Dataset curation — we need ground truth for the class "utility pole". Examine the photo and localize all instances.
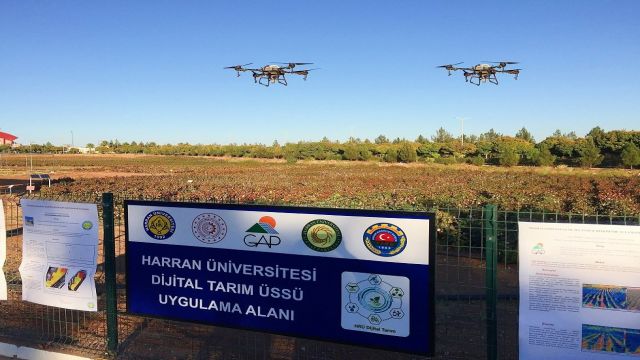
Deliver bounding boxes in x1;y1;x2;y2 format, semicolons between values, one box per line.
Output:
71;131;74;148
461;117;464;146
457;117;470;147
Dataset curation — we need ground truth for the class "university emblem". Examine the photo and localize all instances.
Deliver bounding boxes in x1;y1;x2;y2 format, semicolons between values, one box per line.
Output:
302;219;342;252
144;210;176;240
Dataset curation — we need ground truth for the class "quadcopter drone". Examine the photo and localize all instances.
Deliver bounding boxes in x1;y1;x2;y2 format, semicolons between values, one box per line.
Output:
437;61;521;86
224;62;317;87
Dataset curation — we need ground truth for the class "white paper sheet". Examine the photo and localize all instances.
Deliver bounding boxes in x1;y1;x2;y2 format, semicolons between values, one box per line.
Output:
519;222;640;359
18;199;99;311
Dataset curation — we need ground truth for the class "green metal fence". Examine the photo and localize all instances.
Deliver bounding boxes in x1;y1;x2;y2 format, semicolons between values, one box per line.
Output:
1;193;639;359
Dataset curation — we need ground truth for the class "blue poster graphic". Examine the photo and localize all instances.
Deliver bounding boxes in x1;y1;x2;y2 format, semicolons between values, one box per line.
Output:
125;201;435;355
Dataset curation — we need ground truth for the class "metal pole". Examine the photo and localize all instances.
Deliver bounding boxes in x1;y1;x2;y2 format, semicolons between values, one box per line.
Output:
102;193;118;355
461;117;464;147
484;204;498;360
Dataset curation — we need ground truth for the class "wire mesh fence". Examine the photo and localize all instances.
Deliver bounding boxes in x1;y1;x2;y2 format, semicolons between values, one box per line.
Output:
1;193;639;359
0;194;107;358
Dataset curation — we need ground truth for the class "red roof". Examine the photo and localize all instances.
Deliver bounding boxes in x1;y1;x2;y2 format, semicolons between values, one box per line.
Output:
0;132;17;141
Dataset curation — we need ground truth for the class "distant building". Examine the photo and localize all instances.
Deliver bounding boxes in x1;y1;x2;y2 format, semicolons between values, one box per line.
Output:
68;147;92;154
0;131;17;146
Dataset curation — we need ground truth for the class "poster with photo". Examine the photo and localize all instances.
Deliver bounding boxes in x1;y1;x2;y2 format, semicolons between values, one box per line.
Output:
18;199;99;311
519;222;640;359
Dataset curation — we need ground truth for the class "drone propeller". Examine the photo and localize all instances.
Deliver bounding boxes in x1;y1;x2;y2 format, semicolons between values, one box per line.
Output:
272;62;314;69
290;68;319;80
224;63;254;77
224;63;253;69
272;62;314;65
482;61;519;69
437;62;463;76
436;62;463;68
292;68;320;72
502;68;522;79
482;61;519;64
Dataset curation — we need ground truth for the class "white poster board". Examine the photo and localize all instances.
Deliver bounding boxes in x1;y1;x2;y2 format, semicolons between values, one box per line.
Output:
18;199;99;311
0;199;6;300
519;222;640;359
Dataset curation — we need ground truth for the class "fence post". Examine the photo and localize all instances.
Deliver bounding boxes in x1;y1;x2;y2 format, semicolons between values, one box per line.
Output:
102;193;118;356
484;204;498;360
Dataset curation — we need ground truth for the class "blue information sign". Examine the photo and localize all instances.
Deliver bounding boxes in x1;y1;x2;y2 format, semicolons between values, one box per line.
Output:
125;200;435;355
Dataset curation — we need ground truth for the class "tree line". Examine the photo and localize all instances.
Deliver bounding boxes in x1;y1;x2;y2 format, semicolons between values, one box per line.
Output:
3;127;640;169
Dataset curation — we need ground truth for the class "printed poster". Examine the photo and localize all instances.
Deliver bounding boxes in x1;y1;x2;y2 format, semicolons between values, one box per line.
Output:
519;222;640;359
19;199;99;311
0;199;6;300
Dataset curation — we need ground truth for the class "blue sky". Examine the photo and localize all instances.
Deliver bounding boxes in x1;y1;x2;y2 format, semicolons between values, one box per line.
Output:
1;1;639;146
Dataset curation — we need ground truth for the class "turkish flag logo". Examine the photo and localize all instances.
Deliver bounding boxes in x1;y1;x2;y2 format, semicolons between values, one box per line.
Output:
374;230;396;243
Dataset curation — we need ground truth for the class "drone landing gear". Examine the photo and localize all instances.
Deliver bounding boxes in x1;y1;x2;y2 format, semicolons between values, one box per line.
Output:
467;75;481;86
277;75;288;86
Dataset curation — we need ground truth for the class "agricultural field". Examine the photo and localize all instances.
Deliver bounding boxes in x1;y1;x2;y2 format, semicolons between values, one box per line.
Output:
1;153;639;215
582;285;627;310
582;324;640;355
582;324;626;354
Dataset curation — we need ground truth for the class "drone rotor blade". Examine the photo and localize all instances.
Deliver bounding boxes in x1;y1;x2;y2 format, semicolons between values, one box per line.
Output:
436;62;463;68
272;62;314;65
482;61;519;64
223;63;253;69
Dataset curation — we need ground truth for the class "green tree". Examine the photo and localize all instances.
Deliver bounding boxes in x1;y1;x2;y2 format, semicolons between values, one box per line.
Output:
620;143;640;169
431;127;454;143
374;135;389;144
515;127;535;143
479;128;502;142
342;145;359;161
397;142;417;163
535;146;556;166
498;147;519;167
467;156;485;166
416;142;439;159
384;148;398;163
587;126;606;144
357;144;372;161
575;140;604;168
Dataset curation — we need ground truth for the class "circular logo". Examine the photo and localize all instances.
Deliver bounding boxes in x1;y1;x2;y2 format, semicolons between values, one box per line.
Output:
82;221;93;230
363;223;407;257
192;213;227;244
144;211;176;240
302;219;342;252
358;287;393;313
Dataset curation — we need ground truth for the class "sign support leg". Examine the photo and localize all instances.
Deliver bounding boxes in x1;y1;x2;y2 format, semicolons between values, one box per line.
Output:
102;193;118;356
484;204;498;360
